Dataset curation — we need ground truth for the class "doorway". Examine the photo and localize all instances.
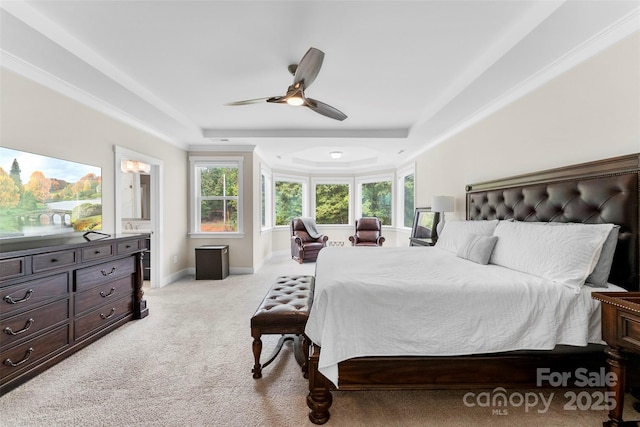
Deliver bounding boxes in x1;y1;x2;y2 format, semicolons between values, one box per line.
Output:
114;146;163;289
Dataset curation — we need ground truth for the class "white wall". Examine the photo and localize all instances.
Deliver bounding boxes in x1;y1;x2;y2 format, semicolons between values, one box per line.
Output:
0;68;189;285
413;32;640;220
253;152;273;270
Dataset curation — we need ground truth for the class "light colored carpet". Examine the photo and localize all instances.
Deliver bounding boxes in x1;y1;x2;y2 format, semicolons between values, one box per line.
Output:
1;253;638;426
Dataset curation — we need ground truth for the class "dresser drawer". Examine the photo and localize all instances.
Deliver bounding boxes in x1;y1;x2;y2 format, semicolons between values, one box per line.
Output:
1;299;69;349
1;274;69;317
32;250;76;273
81;244;113;262
74;296;133;340
1;324;70;381
117;238;145;255
620;313;640;350
0;257;26;280
74;276;134;315
75;257;135;292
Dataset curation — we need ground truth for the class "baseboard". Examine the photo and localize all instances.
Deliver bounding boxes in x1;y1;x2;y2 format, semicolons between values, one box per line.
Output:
185;266;256;276
161;268;191;287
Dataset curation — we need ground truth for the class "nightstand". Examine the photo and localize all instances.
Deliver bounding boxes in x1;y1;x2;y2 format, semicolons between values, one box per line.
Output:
592;292;640;427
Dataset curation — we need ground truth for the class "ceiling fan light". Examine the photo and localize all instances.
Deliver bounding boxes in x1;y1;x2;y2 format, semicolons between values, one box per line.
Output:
286;96;304;106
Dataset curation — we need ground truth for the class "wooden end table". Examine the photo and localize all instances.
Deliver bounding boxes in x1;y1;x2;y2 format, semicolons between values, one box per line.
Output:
592;292;640;427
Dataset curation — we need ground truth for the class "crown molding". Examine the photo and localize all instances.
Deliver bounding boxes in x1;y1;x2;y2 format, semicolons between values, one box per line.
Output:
414;9;640;158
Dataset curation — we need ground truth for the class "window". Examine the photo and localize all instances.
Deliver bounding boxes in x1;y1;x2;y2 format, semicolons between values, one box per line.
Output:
313;179;351;224
189;157;243;235
356;175;393;225
260;166;272;230
398;167;415;228
274;175;307;226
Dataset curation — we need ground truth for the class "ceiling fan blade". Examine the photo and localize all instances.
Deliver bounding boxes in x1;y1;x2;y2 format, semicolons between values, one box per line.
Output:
266;95;287;104
293;48;324;88
306;98;347;121
225;97;272;106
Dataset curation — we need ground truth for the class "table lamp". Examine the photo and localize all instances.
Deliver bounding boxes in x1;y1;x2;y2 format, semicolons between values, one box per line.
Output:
431;196;455;236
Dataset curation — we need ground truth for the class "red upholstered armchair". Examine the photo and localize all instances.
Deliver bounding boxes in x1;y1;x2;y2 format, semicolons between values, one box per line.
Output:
349;217;385;246
290;218;328;263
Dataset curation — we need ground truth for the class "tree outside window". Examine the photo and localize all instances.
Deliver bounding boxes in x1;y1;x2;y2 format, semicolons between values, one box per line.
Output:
275;180;303;226
315;183;349;224
261;173;266;228
190;157;242;234
403;173;415;227
260;167;272;229
198;166;238;232
361;179;392;224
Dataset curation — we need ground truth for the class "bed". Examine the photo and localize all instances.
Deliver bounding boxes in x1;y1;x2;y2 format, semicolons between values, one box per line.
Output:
305;153;640;424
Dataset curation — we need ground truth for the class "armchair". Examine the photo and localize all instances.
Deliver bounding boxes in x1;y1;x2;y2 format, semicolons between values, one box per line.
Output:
349;217;385;246
290;218;328;263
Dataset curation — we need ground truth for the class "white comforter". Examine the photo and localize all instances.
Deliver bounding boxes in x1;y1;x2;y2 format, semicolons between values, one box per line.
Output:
304;246;624;388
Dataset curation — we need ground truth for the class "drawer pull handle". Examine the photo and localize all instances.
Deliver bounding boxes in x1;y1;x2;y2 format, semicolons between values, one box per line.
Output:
4;289;33;304
50;258;58;263
100;267;117;276
100;308;116;319
4;318;34;336
125;245;132;249
100;287;116;298
94;250;102;255
3;347;34;367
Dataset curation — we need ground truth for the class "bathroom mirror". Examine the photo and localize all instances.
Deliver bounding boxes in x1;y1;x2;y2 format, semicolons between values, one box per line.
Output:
121;160;151;220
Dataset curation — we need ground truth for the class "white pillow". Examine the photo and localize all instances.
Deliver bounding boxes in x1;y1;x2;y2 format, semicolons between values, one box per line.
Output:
435;220;499;254
490;221;614;291
456;234;498;265
517;222;620;287
585;225;619;287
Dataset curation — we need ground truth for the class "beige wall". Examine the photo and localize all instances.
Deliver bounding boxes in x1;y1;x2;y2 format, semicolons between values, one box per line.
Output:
413;32;640;220
186;150;256;272
0;69;189;284
253;153;273;269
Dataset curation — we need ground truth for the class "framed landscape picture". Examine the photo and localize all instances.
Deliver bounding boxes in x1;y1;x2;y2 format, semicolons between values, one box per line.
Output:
411;207;439;239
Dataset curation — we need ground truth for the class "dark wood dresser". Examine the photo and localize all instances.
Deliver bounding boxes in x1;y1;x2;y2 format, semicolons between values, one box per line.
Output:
592;292;640;427
0;233;149;394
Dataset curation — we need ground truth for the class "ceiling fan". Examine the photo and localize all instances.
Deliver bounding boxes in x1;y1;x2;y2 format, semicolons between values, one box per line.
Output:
226;47;347;121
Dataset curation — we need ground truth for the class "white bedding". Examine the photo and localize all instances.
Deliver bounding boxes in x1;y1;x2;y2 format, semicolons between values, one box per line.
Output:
304;246;626;388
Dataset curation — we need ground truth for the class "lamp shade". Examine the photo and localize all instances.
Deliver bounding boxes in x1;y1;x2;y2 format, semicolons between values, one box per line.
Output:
431;196;454;213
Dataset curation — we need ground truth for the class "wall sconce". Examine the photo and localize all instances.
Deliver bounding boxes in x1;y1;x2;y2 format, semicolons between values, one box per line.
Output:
121;160;151;174
431;195;455;236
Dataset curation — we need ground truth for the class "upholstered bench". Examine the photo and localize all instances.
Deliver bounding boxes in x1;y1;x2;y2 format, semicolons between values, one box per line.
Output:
251;275;314;379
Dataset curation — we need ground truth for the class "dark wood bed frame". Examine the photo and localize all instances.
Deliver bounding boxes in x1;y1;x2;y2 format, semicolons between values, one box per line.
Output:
307;153;640;424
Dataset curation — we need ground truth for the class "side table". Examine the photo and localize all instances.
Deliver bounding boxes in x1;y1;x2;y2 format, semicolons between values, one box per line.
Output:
592;292;640;427
195;245;229;280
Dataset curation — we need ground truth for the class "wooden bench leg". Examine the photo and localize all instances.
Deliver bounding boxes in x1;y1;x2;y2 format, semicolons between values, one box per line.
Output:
262;335;295;370
251;328;262;379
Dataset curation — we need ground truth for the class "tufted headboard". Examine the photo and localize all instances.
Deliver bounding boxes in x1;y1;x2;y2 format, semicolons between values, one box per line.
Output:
466;154;639;291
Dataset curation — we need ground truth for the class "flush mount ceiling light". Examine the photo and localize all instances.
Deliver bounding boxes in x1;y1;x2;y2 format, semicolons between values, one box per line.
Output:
285;91;305;106
330;151;343;159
